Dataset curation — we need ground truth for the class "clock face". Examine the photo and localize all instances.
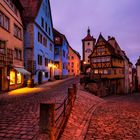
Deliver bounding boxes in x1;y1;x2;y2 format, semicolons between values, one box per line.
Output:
85;48;92;53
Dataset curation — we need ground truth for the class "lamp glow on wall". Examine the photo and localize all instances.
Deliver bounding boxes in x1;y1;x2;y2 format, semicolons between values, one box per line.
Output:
83;61;86;64
53;65;57;68
48;63;57;69
48;63;53;68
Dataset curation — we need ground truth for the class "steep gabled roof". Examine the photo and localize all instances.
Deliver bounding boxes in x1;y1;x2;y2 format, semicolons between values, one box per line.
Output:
73;50;81;59
53;28;63;40
82;34;95;41
89;34;123;59
121;51;130;62
69;46;81;59
108;36;132;64
96;33;106;45
20;0;54;29
20;0;42;22
53;28;69;46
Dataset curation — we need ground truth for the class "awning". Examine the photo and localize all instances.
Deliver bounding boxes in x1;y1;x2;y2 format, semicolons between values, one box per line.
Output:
14;67;31;75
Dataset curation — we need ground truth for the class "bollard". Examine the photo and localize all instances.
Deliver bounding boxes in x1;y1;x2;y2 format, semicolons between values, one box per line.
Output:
68;87;74;107
73;84;77;100
39;103;55;140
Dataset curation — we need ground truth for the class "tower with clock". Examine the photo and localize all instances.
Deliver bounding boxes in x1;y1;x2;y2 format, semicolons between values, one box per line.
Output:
82;28;96;65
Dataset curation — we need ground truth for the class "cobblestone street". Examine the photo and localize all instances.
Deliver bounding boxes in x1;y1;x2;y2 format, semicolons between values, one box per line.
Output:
0;78;76;140
0;79;140;140
85;93;140;140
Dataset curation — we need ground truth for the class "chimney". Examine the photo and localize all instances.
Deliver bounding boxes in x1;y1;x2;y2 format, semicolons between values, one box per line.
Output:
108;36;111;40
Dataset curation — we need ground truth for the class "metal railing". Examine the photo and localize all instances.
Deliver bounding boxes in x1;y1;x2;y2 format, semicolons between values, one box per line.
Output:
38;84;77;140
55;95;72;139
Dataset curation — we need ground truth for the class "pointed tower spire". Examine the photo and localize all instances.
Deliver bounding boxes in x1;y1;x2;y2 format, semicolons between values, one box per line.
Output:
87;27;90;35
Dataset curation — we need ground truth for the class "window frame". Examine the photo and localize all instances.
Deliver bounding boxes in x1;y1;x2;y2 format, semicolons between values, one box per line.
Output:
0;11;10;31
14;24;22;40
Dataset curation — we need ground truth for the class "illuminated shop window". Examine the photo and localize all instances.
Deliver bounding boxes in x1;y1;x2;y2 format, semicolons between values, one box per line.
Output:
99;70;103;74
17;72;22;84
94;70;98;74
10;70;15;85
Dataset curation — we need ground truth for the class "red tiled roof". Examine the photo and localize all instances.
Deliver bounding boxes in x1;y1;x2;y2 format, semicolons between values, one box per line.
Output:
53;28;63;40
69;46;81;59
108;36;132;62
19;0;42;21
82;34;95;41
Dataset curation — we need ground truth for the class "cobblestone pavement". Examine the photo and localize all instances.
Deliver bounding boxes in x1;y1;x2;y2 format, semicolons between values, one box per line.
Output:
85;93;140;140
0;78;76;140
60;87;105;140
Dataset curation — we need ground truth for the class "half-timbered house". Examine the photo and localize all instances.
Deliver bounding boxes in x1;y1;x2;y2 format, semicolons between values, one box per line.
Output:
89;34;125;94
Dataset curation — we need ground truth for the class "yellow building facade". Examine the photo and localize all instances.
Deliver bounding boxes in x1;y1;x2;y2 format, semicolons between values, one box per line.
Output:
68;46;81;76
0;0;28;92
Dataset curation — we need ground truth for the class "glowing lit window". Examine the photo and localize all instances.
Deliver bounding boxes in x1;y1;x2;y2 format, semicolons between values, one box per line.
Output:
10;70;15;85
99;70;103;74
17;72;22;84
94;70;98;74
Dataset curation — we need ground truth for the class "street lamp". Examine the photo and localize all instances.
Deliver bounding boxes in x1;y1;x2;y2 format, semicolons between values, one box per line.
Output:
83;61;87;74
83;61;86;64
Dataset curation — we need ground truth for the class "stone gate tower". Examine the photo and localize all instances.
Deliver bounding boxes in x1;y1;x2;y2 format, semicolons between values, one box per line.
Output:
82;28;96;72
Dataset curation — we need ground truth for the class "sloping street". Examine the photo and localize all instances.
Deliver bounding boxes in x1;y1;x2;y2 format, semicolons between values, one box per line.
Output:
0;78;76;140
0;78;140;140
